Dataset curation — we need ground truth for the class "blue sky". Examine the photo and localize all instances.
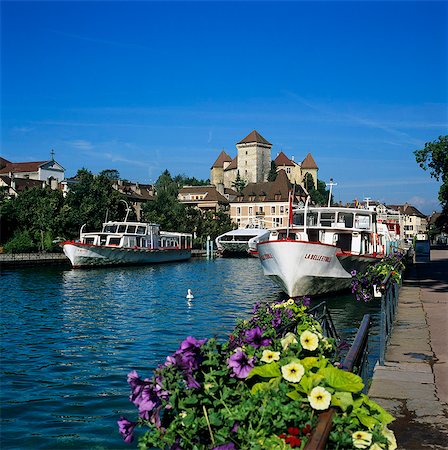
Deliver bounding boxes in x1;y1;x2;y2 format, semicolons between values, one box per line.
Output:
1;1;447;214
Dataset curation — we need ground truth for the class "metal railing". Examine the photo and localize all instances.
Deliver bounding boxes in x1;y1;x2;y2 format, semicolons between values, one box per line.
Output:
378;269;402;365
304;313;371;450
308;301;340;341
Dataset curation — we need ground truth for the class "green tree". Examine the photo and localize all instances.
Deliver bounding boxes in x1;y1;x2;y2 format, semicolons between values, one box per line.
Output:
307;179;332;206
231;171;247;193
414;135;448;224
267;162;278;182
63;168;125;236
173;174;210;187
303;172;315;192
100;169;120;180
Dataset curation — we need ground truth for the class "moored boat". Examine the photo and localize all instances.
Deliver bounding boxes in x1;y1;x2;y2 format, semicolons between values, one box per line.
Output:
62;221;192;268
215;223;270;257
257;203;396;296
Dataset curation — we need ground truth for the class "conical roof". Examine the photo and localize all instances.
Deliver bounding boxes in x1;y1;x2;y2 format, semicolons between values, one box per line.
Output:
274;151;295;166
211;150;232;169
237;130;271;146
301;153;318;169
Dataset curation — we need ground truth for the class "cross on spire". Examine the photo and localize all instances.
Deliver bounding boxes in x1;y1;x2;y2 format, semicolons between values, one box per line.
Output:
50;149;55;160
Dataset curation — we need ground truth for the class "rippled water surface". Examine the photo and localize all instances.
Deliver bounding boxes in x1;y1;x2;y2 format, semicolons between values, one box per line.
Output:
0;258;381;449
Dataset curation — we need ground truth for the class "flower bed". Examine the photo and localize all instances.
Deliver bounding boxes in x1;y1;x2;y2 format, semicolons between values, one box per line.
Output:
118;298;396;449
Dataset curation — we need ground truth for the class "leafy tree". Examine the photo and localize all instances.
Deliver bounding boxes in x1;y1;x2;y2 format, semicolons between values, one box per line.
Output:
100;169;120;180
414;135;448;227
173;174;210;187
307;179;332;206
3;229;36;253
63;168;125;236
267;161;278;182
303;172;315;192
231;171;247;193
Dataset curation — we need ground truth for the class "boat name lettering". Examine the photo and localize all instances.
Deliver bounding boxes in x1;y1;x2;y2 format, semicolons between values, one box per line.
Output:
260;253;273;260
304;253;331;263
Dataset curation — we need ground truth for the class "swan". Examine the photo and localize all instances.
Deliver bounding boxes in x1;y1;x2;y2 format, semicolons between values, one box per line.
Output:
186;289;194;299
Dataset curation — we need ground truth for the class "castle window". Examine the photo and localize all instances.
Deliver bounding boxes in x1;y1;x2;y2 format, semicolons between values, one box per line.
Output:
249;207;253;215
271;206;275;214
237;207;241;215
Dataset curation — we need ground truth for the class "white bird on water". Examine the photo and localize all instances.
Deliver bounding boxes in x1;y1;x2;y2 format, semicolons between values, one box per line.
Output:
186;289;194;300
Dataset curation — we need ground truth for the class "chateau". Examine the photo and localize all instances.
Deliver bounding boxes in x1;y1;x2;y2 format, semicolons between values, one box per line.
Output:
210;130;319;193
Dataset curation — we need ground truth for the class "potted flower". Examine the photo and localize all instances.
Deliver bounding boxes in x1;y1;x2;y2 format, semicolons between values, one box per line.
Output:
118;298;396;449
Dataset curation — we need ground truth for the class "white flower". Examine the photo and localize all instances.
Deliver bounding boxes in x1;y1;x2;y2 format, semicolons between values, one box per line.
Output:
260;349;281;363
382;427;397;450
351;430;372;449
308;386;331;410
281;361;305;383
300;330;319;351
281;332;298;350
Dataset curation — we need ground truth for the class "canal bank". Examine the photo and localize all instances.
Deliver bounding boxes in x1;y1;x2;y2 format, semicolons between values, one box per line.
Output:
368;248;448;449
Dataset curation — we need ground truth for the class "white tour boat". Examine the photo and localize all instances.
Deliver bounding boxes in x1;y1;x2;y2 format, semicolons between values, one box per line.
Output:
215;222;270;256
256;201;393;296
62;219;192;268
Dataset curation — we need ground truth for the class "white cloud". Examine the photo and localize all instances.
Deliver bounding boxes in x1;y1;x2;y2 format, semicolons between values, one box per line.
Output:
70;140;94;151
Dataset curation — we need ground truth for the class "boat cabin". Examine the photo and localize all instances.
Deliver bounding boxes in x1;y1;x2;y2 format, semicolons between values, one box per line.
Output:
80;221;192;250
283;207;381;255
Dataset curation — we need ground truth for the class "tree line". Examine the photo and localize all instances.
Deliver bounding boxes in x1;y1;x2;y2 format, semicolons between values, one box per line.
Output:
0;168;233;253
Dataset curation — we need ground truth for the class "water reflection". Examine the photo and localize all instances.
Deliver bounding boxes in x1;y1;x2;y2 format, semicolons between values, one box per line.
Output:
1;259;380;449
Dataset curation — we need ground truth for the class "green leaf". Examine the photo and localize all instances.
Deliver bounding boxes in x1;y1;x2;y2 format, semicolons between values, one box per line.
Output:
361;394;395;425
250;381;271;395
286;389;304;401
331;391;353;412
246;362;281;380
320;365;364;392
355;410;378;429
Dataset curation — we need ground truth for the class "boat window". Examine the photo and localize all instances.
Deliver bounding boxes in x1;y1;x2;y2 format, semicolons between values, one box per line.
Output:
118;225;126;233
84;237;95;245
137;226;146;235
127;225;136;233
293;213;304;226
104;224;117;233
338;212;354;228
108;237;121;246
355;214;371;229
320;213;335;227
306;212;318;226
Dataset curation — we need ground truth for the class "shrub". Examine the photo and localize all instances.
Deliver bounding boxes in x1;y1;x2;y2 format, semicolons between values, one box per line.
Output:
4;229;37;253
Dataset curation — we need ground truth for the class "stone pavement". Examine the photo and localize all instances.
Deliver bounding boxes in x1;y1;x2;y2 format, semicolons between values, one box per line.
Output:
368;248;448;449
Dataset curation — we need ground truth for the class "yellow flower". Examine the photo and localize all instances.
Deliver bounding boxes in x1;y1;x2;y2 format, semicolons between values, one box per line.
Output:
308;386;331;410
281;332;298;350
351;430;372;449
300;330;319;351
286;298;295;306
281;361;305;383
369;444;383;450
382;427;397;450
260;349;281;363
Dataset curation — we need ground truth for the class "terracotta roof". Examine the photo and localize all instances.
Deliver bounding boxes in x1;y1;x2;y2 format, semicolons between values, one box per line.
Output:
224;156;238;171
0;160;49;174
179;186;229;203
301;153;318;169
0;175;45;192
211;150;232;169
0;157;12;169
237;130;271;146
237;170;305;203
387;204;427;218
274;151;295;166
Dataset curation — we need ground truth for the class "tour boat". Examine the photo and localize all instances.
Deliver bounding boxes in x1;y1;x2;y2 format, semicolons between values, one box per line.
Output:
215;223;270;257
256;202;392;296
62;221;192;268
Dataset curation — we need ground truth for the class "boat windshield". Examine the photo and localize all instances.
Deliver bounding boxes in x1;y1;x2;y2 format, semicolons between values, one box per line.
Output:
103;224;118;233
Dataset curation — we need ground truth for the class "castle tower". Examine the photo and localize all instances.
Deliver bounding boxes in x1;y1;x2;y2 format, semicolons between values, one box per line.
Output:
210;150;232;191
235;130;272;184
301;153;319;190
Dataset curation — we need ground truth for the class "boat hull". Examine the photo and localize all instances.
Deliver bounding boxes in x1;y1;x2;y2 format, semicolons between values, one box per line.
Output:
62;243;191;268
257;240;353;296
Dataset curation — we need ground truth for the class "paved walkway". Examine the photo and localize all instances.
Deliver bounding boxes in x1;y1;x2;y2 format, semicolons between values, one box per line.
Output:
368;248;448;449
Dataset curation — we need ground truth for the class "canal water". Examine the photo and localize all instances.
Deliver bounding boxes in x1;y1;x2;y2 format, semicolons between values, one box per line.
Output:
0;258;380;449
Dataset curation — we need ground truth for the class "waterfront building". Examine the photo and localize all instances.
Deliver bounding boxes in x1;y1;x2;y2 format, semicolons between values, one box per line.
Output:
0;154;65;196
229;169;307;228
388;204;428;241
178;185;237;212
112;180;155;220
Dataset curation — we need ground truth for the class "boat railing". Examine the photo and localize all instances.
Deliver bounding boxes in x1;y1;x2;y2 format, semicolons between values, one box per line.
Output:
304;313;371;450
307;301;340;341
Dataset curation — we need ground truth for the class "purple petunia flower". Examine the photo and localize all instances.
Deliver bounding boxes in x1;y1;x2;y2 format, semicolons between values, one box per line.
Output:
212;443;236;450
351;270;357;276
252;301;261;314
185;373;201;389
228;349;255;378
179;336;207;352
244;326;271;349
302;296;311;307
117;416;137;444
231;421;239;433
